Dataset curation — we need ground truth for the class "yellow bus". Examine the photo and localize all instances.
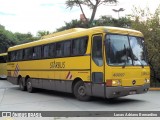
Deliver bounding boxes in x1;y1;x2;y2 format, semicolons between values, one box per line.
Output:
0;53;7;79
7;26;150;101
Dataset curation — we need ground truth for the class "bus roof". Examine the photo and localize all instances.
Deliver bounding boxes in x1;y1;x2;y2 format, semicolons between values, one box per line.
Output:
0;53;7;56
41;28;86;39
8;26;143;52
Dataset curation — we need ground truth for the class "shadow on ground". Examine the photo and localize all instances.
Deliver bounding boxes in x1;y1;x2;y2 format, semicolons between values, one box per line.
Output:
10;86;146;106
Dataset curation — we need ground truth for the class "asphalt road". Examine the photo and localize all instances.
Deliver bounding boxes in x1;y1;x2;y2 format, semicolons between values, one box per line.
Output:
0;79;160;111
0;79;160;120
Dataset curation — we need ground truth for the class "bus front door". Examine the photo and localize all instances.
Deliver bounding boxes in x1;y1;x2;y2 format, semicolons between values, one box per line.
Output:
91;34;105;97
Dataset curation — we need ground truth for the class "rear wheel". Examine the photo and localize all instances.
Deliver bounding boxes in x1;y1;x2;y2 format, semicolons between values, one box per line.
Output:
73;81;90;101
26;78;35;93
19;77;26;91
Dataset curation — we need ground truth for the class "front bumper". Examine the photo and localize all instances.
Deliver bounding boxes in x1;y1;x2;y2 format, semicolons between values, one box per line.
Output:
106;84;150;98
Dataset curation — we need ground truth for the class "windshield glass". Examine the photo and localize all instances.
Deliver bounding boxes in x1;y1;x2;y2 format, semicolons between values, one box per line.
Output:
106;34;148;66
129;36;148;66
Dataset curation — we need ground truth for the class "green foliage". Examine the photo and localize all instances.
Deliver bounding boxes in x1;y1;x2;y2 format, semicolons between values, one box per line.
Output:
56;16;131;32
0;24;39;53
0;25;16;53
66;0;117;25
92;16;131;27
37;30;50;38
56;19;87;32
14;32;39;44
129;6;160;86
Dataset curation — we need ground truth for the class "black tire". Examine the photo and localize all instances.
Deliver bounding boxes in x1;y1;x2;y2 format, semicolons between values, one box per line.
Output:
19;77;26;91
26;78;35;93
73;81;90;101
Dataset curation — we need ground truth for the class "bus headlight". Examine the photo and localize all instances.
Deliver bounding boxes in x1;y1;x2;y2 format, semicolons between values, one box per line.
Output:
112;80;121;86
106;80;121;86
145;79;150;83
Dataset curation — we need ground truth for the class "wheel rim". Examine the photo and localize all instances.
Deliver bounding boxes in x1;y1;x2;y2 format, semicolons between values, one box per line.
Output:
78;85;86;96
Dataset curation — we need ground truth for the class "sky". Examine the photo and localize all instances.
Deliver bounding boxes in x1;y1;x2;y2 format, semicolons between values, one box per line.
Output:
0;0;160;36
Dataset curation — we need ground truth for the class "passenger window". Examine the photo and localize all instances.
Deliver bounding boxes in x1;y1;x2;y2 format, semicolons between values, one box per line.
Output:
56;42;63;57
79;37;88;54
11;52;15;61
92;36;103;66
43;45;49;58
16;50;23;61
8;52;11;62
24;48;33;60
33;46;41;59
0;56;6;63
72;37;88;55
64;41;71;56
49;44;56;58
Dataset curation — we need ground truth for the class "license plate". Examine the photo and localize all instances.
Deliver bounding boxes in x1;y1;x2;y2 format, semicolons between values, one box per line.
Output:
129;91;136;95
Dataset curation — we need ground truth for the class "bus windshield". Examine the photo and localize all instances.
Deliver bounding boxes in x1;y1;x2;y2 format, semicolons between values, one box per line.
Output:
106;34;148;66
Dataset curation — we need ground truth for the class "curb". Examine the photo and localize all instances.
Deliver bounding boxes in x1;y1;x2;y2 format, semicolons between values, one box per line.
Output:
149;88;160;91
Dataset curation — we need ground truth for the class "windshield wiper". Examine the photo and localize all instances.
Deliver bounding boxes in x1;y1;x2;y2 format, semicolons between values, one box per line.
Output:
133;56;144;68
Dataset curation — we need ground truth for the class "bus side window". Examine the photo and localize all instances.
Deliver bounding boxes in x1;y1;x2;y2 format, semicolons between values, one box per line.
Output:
24;48;33;60
24;49;27;60
33;46;42;59
49;43;56;58
43;45;49;58
0;56;2;63
72;39;79;55
29;48;33;59
0;56;5;63
64;41;71;57
79;37;88;55
16;50;23;61
72;37;88;56
11;52;15;61
8;52;11;62
92;36;103;66
56;42;64;57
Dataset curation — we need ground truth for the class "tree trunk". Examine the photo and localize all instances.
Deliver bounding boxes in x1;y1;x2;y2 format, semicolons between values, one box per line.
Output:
76;0;88;23
89;5;98;25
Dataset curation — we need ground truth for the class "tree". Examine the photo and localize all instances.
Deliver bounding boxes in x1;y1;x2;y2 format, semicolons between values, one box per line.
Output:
55;16;131;32
129;6;160;87
94;15;131;27
66;0;117;26
37;30;50;38
0;25;16;53
0;24;40;53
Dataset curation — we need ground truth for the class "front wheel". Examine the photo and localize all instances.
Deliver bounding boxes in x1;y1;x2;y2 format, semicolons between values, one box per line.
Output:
73;81;90;101
26;78;35;93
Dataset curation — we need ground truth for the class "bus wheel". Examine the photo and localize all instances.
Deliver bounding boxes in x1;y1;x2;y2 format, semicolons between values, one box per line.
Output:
26;78;34;93
73;81;90;101
19;77;26;91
